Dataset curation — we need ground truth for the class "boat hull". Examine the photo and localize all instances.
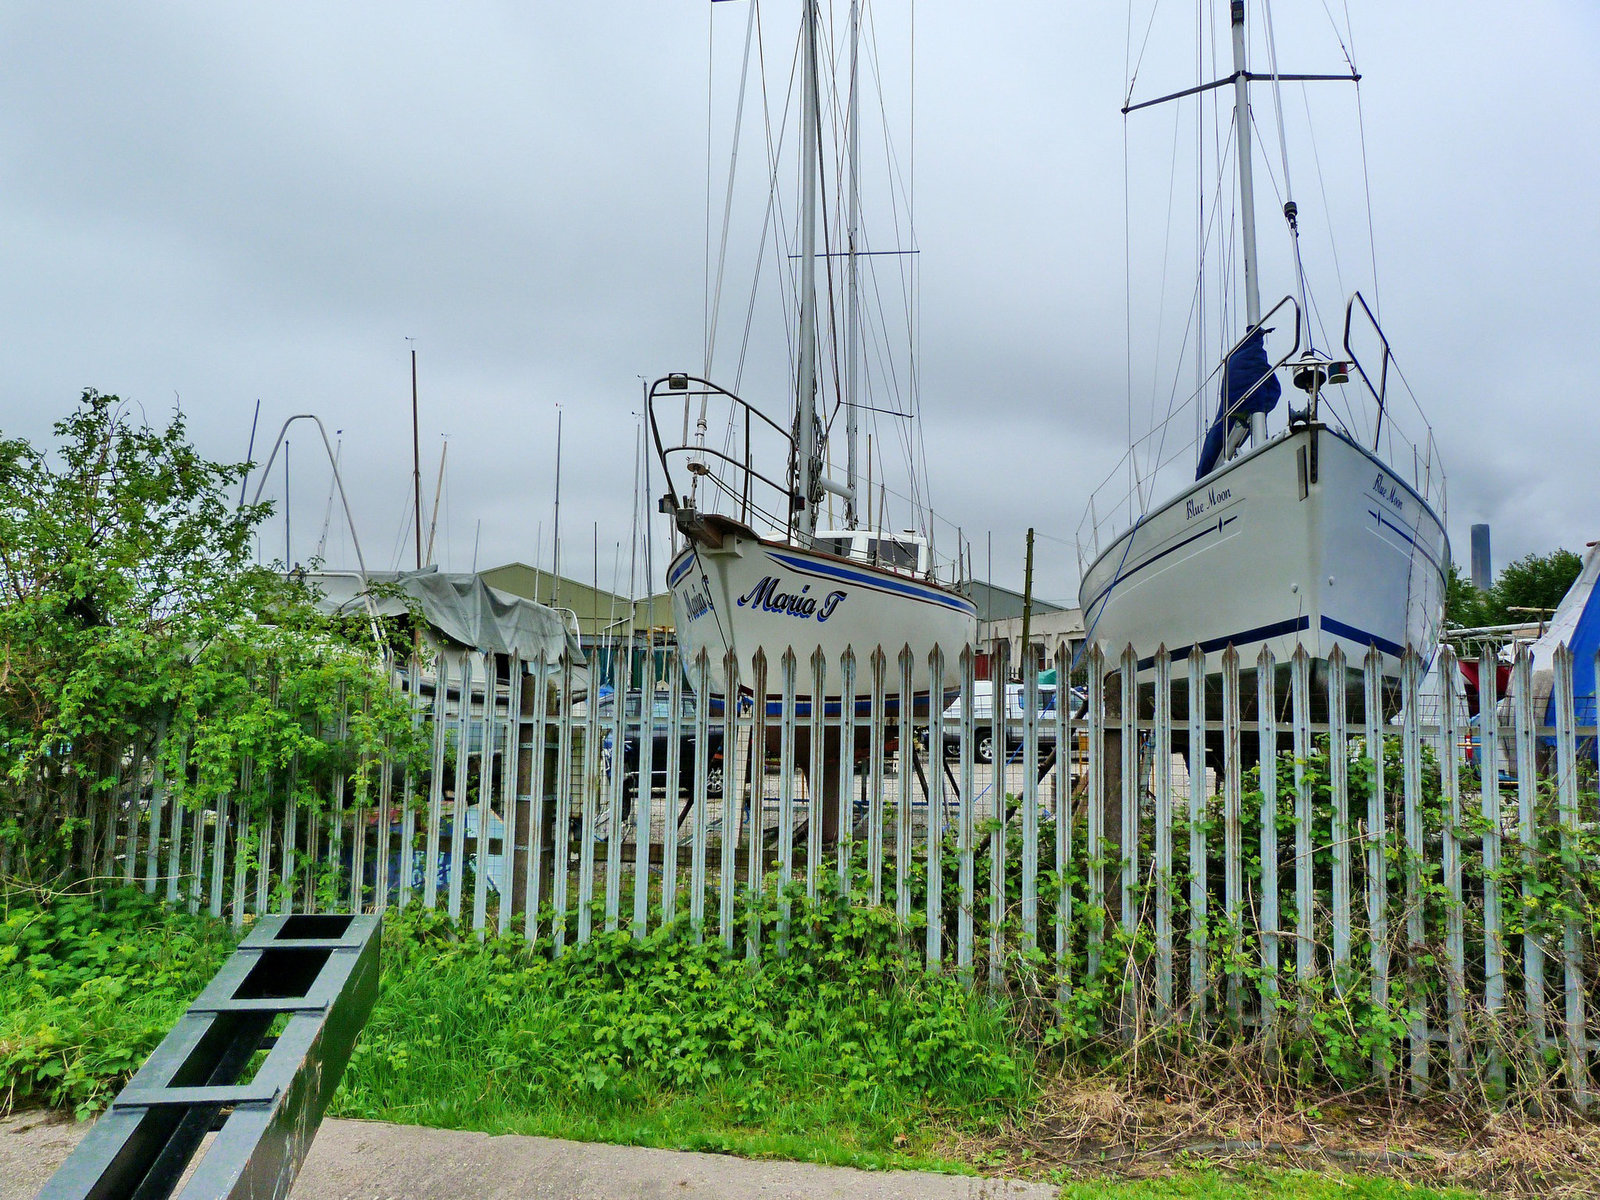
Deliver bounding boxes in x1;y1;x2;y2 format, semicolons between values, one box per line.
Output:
667;533;977;716
1079;424;1448;676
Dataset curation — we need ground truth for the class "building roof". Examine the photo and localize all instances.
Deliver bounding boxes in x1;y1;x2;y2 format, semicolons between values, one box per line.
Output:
478;562;673;641
956;579;1065;623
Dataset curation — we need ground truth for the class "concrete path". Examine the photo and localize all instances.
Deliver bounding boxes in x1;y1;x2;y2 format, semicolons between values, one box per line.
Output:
3;1112;1056;1199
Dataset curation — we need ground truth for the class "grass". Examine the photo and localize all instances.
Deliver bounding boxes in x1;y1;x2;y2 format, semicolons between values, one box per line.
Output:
328;902;1026;1172
0;889;1501;1195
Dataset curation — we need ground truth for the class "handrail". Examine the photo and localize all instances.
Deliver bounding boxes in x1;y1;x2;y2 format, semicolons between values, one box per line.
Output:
648;374;799;538
1342;291;1392;450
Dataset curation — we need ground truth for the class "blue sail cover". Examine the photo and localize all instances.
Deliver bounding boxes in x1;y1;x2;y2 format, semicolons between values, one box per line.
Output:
1195;328;1281;479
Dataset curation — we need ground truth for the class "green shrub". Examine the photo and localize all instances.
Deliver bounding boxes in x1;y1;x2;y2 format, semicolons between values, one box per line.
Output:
0;887;235;1116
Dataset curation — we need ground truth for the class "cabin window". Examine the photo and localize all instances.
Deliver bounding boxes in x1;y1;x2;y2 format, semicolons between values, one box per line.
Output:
820;536;855;559
870;539;919;570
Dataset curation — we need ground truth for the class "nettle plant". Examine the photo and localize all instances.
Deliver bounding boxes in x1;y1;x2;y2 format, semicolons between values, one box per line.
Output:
0;391;422;882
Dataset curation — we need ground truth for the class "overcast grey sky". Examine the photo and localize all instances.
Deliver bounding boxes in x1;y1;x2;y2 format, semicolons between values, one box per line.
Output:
1;1;1595;604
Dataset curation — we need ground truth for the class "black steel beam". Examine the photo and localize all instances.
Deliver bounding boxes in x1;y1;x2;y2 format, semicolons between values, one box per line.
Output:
39;913;382;1200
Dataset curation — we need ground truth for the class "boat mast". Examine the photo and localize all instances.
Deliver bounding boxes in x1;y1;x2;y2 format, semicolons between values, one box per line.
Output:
844;0;861;529
1229;0;1266;447
794;0;822;541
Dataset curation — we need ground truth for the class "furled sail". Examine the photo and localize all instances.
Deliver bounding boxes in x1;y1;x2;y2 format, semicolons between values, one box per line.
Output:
1195;327;1281;479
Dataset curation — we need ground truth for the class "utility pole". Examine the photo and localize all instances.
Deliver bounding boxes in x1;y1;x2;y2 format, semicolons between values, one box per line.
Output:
1020;528;1036;678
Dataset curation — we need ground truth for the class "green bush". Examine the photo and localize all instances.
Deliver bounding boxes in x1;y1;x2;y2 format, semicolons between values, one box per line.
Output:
0;888;236;1116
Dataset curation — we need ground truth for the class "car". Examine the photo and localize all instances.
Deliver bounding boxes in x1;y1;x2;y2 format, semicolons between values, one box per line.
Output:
600;690;725;811
941;681;1069;764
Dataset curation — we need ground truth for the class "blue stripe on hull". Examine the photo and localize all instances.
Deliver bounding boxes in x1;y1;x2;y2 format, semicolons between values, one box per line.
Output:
1131;613;1406;672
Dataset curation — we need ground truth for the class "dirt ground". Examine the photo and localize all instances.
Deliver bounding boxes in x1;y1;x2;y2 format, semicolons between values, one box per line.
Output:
950;1069;1600;1198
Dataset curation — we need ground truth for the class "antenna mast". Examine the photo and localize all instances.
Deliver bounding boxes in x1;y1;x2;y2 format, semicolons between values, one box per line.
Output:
410;342;423;570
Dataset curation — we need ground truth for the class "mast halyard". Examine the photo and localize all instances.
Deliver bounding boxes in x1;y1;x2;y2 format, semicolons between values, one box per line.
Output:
1229;0;1266;447
794;0;822;543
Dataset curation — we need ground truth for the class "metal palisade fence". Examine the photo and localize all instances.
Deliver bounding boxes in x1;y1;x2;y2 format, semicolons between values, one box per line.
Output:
21;637;1600;1105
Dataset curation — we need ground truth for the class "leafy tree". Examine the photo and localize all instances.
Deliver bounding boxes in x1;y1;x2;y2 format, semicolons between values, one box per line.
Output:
0;391;418;879
1444;561;1488;628
1483;547;1583;625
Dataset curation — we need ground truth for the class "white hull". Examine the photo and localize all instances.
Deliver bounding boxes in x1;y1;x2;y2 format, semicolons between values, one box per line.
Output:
667;532;977;714
1079;425;1448;674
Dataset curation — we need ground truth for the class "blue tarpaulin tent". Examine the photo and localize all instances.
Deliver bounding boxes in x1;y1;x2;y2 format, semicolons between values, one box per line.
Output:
1533;541;1600;733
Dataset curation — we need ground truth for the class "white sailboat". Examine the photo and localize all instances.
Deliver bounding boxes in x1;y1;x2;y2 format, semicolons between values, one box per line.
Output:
651;0;976;717
1077;1;1448;680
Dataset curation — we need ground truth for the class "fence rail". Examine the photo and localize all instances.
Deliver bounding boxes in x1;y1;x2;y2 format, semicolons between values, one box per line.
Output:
11;636;1600;1104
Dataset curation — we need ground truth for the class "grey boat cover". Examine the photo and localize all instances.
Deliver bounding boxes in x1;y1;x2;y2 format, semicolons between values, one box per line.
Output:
308;568;582;664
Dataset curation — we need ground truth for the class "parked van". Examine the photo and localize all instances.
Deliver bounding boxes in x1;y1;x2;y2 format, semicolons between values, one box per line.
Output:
940;681;1059;763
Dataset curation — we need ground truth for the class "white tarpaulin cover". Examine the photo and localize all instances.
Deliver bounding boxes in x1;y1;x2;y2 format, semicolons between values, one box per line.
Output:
308;569;582;664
